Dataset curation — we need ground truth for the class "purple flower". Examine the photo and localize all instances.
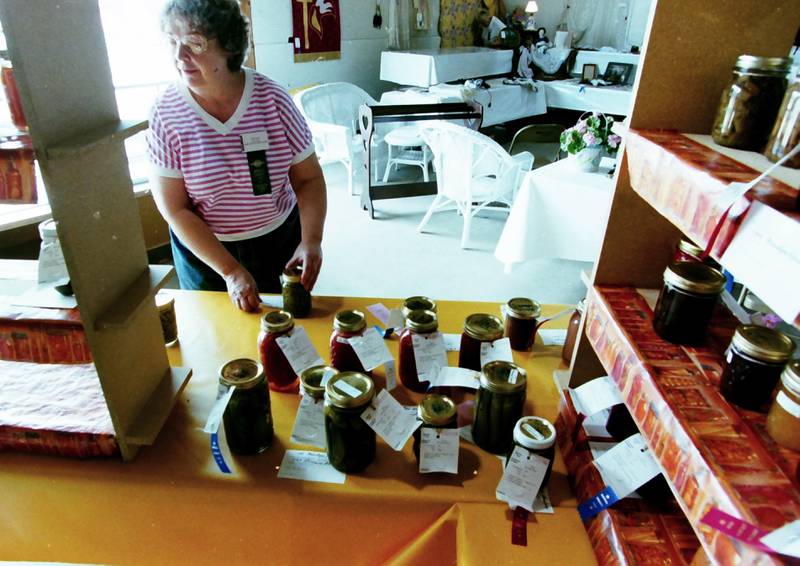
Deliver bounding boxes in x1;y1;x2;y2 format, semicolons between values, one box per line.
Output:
575;120;588;133
608;134;621;149
583;132;598;146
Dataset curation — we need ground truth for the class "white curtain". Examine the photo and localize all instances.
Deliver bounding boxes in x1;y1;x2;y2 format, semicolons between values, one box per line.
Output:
559;0;629;50
388;0;412;50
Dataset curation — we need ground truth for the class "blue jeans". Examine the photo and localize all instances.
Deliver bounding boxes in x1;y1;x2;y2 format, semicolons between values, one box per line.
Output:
170;206;301;294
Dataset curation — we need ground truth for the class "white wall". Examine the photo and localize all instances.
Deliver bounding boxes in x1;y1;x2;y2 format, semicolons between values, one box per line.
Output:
251;0;439;98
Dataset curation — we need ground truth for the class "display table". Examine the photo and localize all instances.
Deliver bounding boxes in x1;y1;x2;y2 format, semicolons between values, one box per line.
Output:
542;79;633;116
0;290;596;565
495;157;615;269
380;47;513;88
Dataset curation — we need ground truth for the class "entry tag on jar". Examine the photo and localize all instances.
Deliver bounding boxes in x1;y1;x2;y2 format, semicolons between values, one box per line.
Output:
570;376;622;417
320;368;337;387
384;360;398;391
419;427;459;474
348;327;393;371
277;450;346;484
203;385;236;434
361;389;422;451
430;367;481;389
276;326;325;374
593;433;661;499
412;332;448;383
290;395;326;448
495;445;550;513
480;338;514;367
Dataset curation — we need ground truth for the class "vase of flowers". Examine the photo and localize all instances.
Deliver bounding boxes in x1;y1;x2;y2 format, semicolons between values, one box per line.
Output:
560;113;622;172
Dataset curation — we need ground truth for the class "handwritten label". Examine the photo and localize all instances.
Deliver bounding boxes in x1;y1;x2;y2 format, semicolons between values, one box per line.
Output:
570;376;622;417
431;366;481;389
384;360;398;391
361;389;421;451
276;327;325;375
442;333;462;352
522;423;544;440
348;328;394;370
593;434;661;499
290;395;326;448
538;329;567;346
277;450;346;484
496;446;550;513
412;331;448;383
419;427;459;474
480;337;514;367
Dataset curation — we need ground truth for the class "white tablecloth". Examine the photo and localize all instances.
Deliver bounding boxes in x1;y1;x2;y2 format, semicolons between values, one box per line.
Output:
543;79;633;116
380;48;513;88
494;157;615;267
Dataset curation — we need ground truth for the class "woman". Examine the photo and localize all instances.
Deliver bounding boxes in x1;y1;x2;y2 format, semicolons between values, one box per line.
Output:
147;0;326;312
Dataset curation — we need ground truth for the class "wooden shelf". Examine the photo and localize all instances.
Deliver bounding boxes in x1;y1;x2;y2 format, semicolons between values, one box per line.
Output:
94;264;175;330
583;285;800;565
46;119;148;158
124;366;192;446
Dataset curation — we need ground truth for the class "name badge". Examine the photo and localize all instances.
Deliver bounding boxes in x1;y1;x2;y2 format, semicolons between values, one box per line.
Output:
241;131;271;195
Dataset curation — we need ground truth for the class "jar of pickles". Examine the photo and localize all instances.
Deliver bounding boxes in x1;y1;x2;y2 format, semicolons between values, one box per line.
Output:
508;416;556;487
503;297;541;352
711;55;791;150
257;310;299;393
472;361;527;454
412;393;457;462
281;266;311;318
652;262;726;345
324;372;376;473
764;72;800;169
766;361;800;451
398;309;440;393
402;296;437;320
300;365;338;399
458;313;504;371
155;293;178;346
719;325;795;411
561;299;585;366
329;310;369;374
219;358;273;454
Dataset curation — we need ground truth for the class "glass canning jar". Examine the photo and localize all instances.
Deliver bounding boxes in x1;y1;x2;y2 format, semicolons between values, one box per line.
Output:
324;372;376;473
281;266;311;318
257;310;299;393
300;365;338;400
503;297;541;352
412;393;457;463
507;416;556;488
398;309;440;393
561;299;585;366
329;310;370;374
219;358;273;454
401;296;437;320
472;360;527;454
458;313;504;371
155;293;178;346
764;72;800;169
766;361;800;451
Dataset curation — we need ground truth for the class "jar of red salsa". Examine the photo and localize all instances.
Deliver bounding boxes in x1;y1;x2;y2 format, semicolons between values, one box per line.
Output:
257;310;299;393
402;296;437;320
330;310;370;374
458;313;504;371
398;309;440;393
503;297;541;351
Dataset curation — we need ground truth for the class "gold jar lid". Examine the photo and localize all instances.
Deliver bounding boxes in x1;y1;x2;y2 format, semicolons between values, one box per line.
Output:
333;310;367;333
513;416;556;450
677;239;704;259
480;360;527;393
780;360;800;397
464;313;504;341
735;55;792;74
418;394;456;426
282;265;303;284
261;310;294;333
663;262;726;295
219;358;265;390
402;296;437;318
506;297;541;320
300;365;338;398
155;293;175;312
325;372;375;409
731;325;795;363
406;309;438;333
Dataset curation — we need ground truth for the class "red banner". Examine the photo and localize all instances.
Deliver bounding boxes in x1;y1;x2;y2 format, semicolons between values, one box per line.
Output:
292;0;341;63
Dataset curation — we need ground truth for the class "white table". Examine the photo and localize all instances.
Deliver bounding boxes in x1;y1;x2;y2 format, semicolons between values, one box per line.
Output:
494;157;615;268
542;78;633;116
380;47;513;88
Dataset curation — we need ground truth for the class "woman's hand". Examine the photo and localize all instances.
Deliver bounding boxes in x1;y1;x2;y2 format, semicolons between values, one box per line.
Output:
286;240;322;291
223;265;261;312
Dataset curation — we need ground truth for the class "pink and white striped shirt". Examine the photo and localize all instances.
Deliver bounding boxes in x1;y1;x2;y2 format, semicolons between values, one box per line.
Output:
146;68;314;241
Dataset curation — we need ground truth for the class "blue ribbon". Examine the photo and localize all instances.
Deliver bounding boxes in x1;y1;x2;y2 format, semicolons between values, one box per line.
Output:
210;433;232;474
577;486;619;520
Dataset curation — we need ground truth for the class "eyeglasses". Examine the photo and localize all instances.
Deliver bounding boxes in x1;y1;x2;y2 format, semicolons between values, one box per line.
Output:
165;32;208;56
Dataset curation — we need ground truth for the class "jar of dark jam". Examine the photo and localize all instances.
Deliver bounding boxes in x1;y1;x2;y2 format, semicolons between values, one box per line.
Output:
766;361;800;451
412;393;457;462
561;299;585;366
458;313;504;371
300;365;338;400
155;293;178;346
329;310;370;374
402;296;437;320
398;309;440;393
711;55;791;150
719;325;795;411
652;262;726;345
605;403;639;440
219;358;273;454
257;310;299;393
764;73;800;169
673;239;704;263
503;297;541;352
324;372;376;473
281;266;311;318
507;416;556;488
472;360;527;454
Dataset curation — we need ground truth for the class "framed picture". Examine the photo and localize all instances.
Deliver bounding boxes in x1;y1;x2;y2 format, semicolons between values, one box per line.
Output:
581;63;598;83
603;62;634;85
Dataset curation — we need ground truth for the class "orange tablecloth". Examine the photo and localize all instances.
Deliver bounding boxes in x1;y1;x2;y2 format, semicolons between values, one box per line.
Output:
0;291;596;565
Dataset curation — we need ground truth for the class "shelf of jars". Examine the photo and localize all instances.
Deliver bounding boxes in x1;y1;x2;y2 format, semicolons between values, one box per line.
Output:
625;129;800;328
583;284;800;565
555;387;704;565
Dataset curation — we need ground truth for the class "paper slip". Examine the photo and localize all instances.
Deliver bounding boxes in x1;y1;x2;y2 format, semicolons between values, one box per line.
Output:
290;395;326;448
203;386;236;434
570;376;622;417
348;327;394;371
459;425;475;444
480;338;514;367
761;520;800;558
386;308;405;329
276;327;325;375
419;427;459;474
333;380;362;398
38;241;68;283
432;367;481;390
11;284;78;309
534;488;554;514
277;450;346;484
582;408;613;438
367;303;391;324
361;389;421;451
538;329;567;346
259;294;284;308
588;440;617;460
442;333;462;352
320;368;337;387
593;433;661;499
412;332;448;383
496;446;550;513
384;359;398;391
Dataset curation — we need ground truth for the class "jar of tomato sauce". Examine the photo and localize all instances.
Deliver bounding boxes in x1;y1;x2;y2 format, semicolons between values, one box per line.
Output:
458;313;504;371
257;310;299;393
330;310;370;374
398;309;440;393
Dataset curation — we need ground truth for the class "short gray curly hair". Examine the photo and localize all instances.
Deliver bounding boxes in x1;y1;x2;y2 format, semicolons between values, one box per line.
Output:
162;0;250;72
